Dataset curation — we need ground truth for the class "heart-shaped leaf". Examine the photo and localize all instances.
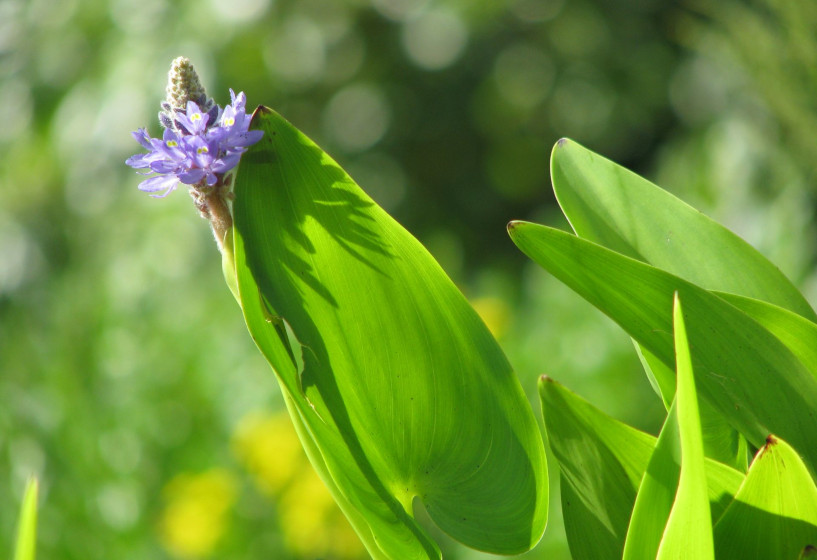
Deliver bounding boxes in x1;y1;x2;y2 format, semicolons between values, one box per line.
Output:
230;107;548;558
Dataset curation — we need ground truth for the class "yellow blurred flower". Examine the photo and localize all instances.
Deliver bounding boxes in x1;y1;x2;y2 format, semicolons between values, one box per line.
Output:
158;468;237;559
232;410;366;559
232;411;303;495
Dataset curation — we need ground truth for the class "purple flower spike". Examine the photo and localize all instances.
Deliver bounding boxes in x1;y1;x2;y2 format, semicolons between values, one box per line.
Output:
126;87;262;198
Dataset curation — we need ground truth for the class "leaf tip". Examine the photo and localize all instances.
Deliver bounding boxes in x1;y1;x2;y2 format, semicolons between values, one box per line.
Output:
555;137;570;149
765;434;779;447
252;105;273;117
537;375;557;392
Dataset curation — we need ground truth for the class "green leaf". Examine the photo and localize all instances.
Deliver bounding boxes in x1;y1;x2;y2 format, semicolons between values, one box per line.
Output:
550;138;808;470
510;222;817;473
13;478;38;560
539;376;656;559
550;138;816;322
714;436;817;559
625;393;743;555
715;292;817;379
539;376;742;560
231;107;548;559
655;294;713;559
635;342;747;470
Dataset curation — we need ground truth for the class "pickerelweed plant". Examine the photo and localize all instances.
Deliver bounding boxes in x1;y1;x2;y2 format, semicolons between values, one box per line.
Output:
115;58;817;559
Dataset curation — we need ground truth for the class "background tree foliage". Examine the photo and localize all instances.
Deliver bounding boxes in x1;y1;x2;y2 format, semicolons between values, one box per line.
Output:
1;0;815;558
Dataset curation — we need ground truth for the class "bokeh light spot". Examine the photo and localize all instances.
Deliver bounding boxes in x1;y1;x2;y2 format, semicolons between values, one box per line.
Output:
0;78;33;144
371;0;428;22
401;8;468;71
323;83;391;152
264;16;326;87
97;482;141;530
208;0;270;23
0;215;38;295
492;43;555;110
509;0;565;22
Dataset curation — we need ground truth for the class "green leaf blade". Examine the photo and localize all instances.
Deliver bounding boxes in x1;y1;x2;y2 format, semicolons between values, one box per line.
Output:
14;477;38;560
232;107;548;558
655;295;713;559
714;436;817;559
539;376;655;560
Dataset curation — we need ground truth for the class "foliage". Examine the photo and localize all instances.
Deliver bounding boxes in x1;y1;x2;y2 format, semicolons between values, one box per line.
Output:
509;140;817;558
203;99;817;556
3;1;817;559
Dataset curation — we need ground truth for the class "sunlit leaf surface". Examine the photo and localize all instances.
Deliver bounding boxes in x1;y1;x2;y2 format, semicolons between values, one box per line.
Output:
549;138;817;470
550;138;816;321
714;436;817;559
231;107;548;559
511;222;817;473
655;295;713;559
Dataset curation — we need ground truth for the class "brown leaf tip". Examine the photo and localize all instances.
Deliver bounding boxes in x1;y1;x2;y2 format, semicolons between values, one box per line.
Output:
765;434;778;447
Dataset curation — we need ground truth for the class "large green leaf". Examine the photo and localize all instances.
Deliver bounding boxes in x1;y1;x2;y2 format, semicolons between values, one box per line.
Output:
230;107;548;558
655;294;713;559
13;478;38;560
510;222;817;473
550;138;816;322
539;376;741;560
714;436;817;558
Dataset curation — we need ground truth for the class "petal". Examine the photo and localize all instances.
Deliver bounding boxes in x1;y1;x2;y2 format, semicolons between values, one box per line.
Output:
177;168;206;185
212;153;241;173
138;174;179;193
125;153;150;168
131;128;153;149
150;159;183;174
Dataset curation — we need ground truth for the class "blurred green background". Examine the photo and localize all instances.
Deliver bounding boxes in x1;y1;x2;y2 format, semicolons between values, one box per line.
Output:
2;0;816;558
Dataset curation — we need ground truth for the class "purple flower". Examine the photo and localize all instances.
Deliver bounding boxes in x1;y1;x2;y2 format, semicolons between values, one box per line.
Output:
208;90;263;153
175;101;210;135
126;90;262;198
